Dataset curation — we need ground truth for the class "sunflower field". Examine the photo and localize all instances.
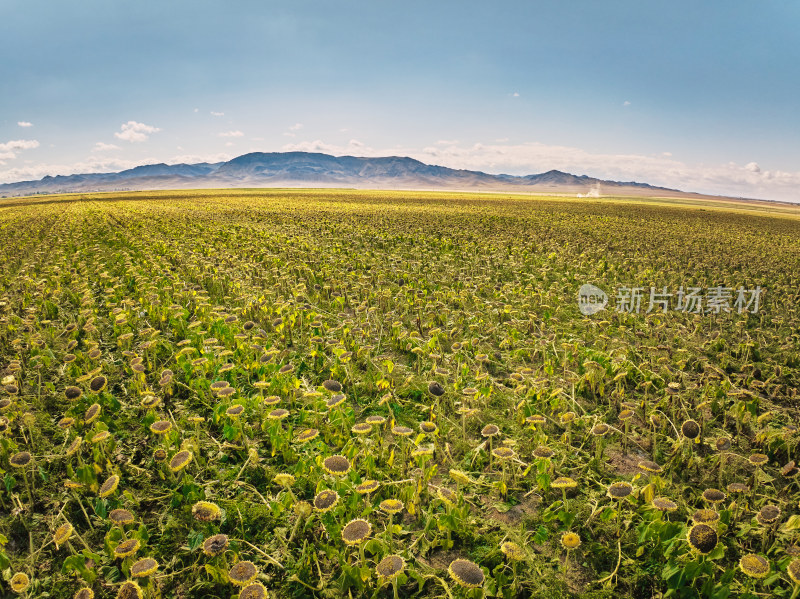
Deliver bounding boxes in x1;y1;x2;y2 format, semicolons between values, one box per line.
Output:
0;189;799;599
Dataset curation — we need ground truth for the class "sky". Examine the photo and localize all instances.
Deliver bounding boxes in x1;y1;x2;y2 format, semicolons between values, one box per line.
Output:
1;0;799;201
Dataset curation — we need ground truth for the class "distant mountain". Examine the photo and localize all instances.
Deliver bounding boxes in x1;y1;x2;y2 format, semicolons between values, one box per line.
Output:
0;151;681;197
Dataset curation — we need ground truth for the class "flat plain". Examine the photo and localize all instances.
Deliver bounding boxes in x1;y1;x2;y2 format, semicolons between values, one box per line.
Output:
1;189;799;599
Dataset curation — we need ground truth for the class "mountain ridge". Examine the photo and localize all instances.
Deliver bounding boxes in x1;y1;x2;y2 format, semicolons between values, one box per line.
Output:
0;151;680;197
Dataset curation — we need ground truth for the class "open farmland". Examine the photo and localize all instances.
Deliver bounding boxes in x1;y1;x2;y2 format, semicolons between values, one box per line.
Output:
1;189;799;599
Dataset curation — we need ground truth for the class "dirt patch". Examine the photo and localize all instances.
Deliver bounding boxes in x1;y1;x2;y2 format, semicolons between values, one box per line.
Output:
606;448;648;476
486;493;541;526
419;548;462;571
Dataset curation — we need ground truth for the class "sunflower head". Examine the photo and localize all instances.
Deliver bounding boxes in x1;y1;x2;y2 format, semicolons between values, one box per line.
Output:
341;518;372;545
130;557;159;578
652;497;678;512
607;481;633;500
109;508;135;526
239;582;268;599
756;505;781;525
313;489;339;513
54;522;74;548
322;455;351;476
9;572;30;594
380;499;404;515
192;501;221;522
560;532;581;550
228;560;258;586
376;554;405;579
202;533;229;557
787;559;800;584
448;559;484;589
681;419;700;440
687;523;718;555
739;554;770;579
99;474;120;498
114;538;141;559
501;541;525;561
169;450;193;473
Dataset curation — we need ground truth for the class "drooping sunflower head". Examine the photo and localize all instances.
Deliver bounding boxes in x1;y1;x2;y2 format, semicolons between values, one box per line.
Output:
551;477;577;490
652;497;678;512
99;474;120;498
607;481;633;500
448;558;484;589
376;554;405;579
10;451;33;468
274;473;296;488
380;499;404;515
113;538;141;559
428;381;445;397
202;533;229;557
638;460;663;474
501;541;525;561
192;501;222;522
9;572;30;594
687;524;718;555
228;560;258;586
560;532;581;550
169;450;193;473
130;557;159;578
681;420;700;440
54;522;74;548
239;582;269;599
702;488;726;504
295;428;319;443
591;423;610;436
74;587;94;599
322;455;351;476
787;559;800;584
351;422;372;435
739;554;770;579
89;375;108;393
692;509;720;525
756;505;781;526
481;424;500;438
149;420;172;435
109;509;135;526
341;519;372;545
749;453;769;467
322;379;342;393
533;446;555;460
313;489;339;513
355;479;380;494
84;403;102;424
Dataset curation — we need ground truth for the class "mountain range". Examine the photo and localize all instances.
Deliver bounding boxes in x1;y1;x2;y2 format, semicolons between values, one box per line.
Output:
0;151;684;197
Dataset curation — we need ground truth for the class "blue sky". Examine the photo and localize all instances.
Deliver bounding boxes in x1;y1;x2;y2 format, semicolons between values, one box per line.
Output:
1;0;799;201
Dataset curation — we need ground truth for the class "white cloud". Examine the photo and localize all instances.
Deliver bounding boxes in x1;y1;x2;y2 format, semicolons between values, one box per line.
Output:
92;142;120;152
0;139;40;163
219;130;244;138
512;92;520;97
0;139;40;152
289;123;303;131
280;138;800;202
210;111;225;117
114;121;161;143
225;142;234;147
17;121;33;128
436;140;459;145
745;162;761;173
623;100;631;107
